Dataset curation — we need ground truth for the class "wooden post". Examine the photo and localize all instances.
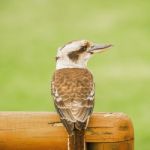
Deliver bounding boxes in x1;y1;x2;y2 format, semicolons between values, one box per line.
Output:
0;112;134;150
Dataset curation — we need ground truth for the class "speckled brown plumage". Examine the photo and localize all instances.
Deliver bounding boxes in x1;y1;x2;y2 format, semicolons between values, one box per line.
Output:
51;68;94;133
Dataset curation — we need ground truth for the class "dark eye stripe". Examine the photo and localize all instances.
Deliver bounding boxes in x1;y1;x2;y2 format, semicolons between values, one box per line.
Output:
80;45;88;52
68;51;79;62
67;45;87;62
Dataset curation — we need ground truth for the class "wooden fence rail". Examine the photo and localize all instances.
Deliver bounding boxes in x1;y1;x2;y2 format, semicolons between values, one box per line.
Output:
0;112;134;150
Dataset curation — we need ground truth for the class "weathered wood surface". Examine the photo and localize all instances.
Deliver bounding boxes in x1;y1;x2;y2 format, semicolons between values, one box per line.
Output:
0;112;134;150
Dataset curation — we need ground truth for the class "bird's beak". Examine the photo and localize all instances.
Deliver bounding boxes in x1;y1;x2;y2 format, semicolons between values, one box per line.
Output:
87;43;112;54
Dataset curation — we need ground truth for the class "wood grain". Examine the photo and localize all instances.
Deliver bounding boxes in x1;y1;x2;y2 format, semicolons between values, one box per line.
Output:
0;112;134;150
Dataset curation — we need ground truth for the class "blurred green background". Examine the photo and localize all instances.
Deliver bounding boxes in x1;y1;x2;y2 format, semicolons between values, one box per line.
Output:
0;0;150;149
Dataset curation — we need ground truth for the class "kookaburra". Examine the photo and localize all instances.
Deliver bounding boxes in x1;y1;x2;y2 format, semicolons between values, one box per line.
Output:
51;40;111;150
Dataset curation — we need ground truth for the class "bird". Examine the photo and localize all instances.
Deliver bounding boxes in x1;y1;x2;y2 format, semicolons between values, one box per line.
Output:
51;40;111;150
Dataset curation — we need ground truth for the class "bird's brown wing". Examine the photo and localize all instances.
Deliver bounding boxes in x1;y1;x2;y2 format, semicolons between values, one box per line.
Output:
51;68;94;131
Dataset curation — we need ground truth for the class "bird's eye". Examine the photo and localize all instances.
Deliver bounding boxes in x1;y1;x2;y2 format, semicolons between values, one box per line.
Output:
80;45;87;51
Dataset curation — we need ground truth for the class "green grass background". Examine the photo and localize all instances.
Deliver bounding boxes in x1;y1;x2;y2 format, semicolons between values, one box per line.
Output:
0;0;150;149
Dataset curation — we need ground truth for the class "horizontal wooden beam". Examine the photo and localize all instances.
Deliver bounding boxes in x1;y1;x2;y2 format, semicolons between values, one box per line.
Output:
0;112;134;150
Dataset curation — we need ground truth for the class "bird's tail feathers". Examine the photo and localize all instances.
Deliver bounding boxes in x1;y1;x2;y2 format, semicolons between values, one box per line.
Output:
68;129;85;150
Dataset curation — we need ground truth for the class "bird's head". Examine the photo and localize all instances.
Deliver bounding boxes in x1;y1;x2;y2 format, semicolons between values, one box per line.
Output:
56;40;112;69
